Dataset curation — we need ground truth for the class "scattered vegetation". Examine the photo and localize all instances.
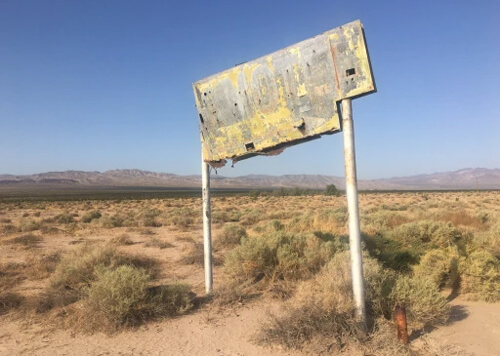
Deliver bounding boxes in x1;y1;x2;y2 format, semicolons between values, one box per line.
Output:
0;190;499;352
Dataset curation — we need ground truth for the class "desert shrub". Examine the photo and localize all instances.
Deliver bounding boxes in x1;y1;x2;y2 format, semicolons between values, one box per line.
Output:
239;209;264;226
324;184;339;196
85;265;149;326
180;241;204;265
38;244;157;311
224;235;277;283
0;292;23;315
413;249;458;289
459;250;500;302
362;211;409;233
141;284;193;317
25;252;60;279
81;210;102;223
101;214;125;228
474;221;500;257
53;212;75;224
364;318;413;356
7;233;43;247
144;237;173;249
314;207;348;227
83;266;192;330
390;275;450;328
294;251;395;318
169;216;193;229
109;233;133;246
437;210;485;229
1;224;17;234
389;221;464;256
216;224;247;248
363;232;418;272
140;208;162;227
224;232;337;288
271;219;284;231
18;219;41;232
258;252;397;353
259;250;448;352
258;302;361;351
0;262;25;293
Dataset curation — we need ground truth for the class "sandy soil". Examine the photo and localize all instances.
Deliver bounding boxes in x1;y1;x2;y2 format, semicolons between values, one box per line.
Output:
412;297;500;356
1;296;499;355
0;299;302;356
1;194;499;355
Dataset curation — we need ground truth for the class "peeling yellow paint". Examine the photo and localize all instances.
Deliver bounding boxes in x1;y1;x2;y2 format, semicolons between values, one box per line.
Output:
297;83;307;97
289;47;301;60
194;20;374;163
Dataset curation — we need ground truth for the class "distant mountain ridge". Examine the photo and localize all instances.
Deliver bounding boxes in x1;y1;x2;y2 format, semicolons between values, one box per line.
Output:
1;168;499;190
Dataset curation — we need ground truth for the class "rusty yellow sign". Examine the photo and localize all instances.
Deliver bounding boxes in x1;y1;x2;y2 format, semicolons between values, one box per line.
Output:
193;20;375;166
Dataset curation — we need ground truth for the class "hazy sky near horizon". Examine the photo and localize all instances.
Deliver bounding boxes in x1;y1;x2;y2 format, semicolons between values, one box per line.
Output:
1;0;499;179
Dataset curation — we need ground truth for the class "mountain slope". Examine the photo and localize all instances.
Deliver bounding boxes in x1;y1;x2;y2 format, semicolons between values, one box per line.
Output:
1;168;499;190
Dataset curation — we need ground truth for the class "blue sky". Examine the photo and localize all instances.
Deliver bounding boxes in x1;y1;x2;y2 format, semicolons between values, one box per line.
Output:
1;0;498;179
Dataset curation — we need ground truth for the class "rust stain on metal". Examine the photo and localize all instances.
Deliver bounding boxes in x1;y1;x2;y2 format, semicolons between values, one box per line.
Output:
395;306;409;344
193;20;376;166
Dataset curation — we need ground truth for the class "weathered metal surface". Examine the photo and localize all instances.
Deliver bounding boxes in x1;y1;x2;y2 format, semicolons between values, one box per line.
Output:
193;20;375;166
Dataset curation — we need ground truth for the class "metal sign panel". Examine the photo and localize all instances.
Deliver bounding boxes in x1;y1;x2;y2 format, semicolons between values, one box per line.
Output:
193;20;375;166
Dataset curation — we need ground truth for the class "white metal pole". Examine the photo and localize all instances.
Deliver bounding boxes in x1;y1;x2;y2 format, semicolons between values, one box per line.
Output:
201;144;213;294
341;98;366;327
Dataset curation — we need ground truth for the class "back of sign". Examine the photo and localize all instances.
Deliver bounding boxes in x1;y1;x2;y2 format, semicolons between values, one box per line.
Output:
193;20;375;166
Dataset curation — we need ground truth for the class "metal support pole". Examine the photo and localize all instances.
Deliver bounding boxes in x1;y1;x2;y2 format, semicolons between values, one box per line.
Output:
341;98;366;327
201;145;213;294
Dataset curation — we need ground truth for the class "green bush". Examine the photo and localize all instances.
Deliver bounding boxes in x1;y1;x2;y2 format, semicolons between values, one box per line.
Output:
324;184;340;196
413;249;458;289
85;265;149;326
224;232;337;287
390;275;450;328
391;221;463;249
224;235;276;283
38;244;157;311
84;266;192;329
459;250;500;302
363;232;418;272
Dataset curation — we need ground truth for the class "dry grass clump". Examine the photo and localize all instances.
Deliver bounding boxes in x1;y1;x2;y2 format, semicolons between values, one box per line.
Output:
109;233;134;246
37;244;157;311
180;241;204;265
139;208;162;227
239;209;264;226
390;275;450;329
437;210;486;230
216;224;247;249
257;251;449;353
413;249;459;289
459;250;500;302
24;252;61;280
81;210;102;223
18;219;41;232
144;237;174;249
391;221;464;250
30;243;192;332
83;265;192;330
0;292;23;315
224;232;338;296
0;262;25;293
6;233;43;247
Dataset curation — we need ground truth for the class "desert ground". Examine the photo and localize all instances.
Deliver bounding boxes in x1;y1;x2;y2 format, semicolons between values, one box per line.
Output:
1;190;499;355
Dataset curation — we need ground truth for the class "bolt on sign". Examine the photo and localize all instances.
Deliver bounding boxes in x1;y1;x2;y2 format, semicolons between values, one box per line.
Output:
193;20;376;167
